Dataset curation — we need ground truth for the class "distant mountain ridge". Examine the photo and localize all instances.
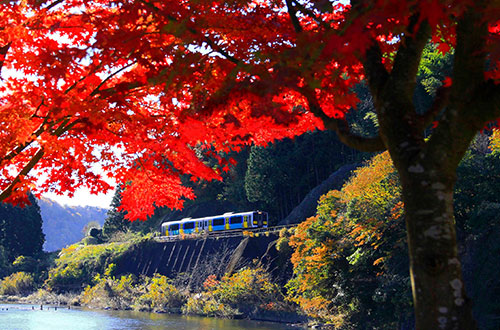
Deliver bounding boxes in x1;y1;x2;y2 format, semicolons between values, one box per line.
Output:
39;198;108;252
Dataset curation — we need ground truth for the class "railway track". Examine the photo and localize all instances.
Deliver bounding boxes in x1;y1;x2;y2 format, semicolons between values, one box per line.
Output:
154;224;297;242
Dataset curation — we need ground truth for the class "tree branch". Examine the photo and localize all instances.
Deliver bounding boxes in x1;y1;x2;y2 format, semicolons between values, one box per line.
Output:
285;0;303;33
0;118;48;165
361;41;389;101
302;87;386;152
0;148;45;202
290;0;331;31
0;116;81;202
202;36;240;65
390;17;431;96
426;3;489;169
44;0;65;11
90;61;137;97
328;116;386;152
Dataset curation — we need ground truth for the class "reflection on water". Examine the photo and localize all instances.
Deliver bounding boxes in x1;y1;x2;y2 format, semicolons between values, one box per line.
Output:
0;304;298;330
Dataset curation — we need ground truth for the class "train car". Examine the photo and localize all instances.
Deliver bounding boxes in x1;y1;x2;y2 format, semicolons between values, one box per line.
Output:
161;211;268;237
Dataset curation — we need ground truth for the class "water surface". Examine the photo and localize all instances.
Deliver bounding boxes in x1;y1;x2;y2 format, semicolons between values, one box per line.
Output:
0;304;298;330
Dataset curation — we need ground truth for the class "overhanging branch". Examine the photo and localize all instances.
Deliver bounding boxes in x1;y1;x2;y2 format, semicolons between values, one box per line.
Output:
326;116;386;152
302;87;386;152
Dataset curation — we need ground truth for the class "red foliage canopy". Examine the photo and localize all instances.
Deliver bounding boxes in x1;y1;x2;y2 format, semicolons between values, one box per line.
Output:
0;0;499;220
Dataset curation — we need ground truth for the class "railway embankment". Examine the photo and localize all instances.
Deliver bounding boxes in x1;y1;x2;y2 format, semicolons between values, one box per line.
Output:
111;232;292;284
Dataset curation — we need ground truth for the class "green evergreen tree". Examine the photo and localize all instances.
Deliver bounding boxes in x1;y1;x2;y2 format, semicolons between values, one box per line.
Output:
0;193;44;261
244;145;279;208
102;186;129;238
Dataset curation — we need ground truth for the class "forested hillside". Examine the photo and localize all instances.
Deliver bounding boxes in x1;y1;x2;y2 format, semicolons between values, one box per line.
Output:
39;198;107;252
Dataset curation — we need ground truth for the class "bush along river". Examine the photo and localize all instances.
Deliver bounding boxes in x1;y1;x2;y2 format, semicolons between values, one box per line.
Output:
0;303;299;330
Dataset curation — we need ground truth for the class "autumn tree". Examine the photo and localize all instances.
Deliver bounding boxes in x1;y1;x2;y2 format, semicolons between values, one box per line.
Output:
287;152;411;328
0;1;499;328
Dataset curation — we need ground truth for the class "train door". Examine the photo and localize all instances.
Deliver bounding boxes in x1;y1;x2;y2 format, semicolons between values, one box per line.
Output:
200;220;209;233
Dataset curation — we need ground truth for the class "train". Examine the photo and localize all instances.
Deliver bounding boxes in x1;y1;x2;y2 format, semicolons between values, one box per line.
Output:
160;211;268;237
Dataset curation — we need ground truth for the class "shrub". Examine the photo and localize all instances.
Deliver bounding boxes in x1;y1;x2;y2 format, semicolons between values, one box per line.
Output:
212;267;278;306
25;288;80;305
135;274;185;312
276;229;292;254
80;274;137;310
183;267;286;318
183;293;238;317
0;272;35;296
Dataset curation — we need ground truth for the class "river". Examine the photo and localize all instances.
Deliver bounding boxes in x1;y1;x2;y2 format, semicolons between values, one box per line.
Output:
0;304;299;330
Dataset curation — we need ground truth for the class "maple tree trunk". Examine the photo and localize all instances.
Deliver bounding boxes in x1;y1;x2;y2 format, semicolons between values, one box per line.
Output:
398;167;476;329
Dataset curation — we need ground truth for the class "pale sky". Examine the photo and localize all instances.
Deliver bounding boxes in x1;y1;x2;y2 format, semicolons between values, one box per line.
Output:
43;188;114;209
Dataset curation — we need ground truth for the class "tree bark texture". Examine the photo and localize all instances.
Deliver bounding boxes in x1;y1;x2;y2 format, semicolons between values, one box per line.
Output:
398;165;476;329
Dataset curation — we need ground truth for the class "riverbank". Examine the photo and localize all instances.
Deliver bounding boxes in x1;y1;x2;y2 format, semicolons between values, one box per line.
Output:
0;287;311;328
0;302;304;330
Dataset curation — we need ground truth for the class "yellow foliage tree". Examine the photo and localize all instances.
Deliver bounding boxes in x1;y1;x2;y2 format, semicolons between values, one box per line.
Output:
287;152;411;328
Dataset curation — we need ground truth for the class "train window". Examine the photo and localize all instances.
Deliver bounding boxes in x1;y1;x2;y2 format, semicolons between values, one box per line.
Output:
229;216;243;224
213;218;224;226
183;222;195;230
169;224;179;231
